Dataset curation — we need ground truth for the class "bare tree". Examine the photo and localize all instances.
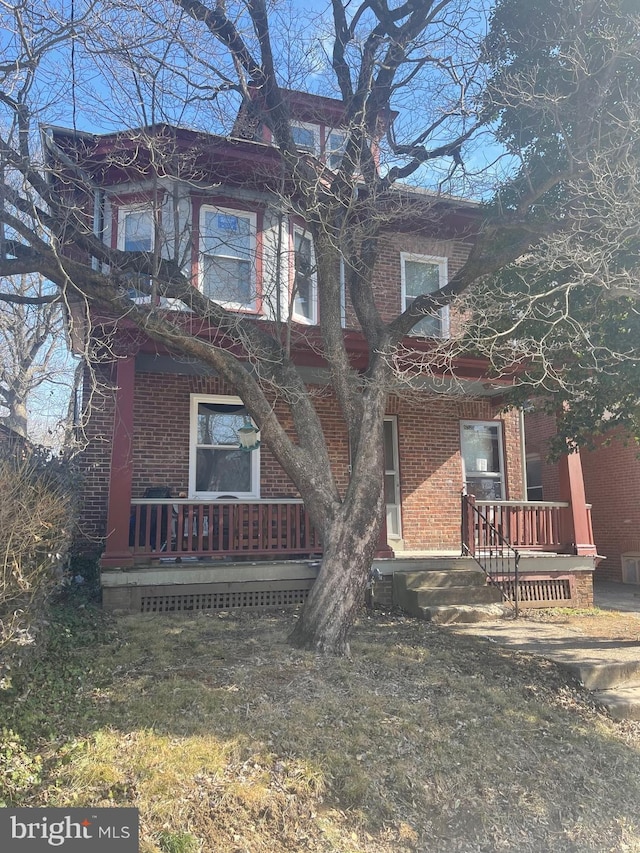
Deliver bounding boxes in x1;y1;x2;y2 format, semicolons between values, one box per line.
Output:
0;274;68;439
0;0;638;652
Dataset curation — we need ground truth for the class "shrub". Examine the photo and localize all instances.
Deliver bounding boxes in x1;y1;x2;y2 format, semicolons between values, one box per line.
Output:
0;448;77;677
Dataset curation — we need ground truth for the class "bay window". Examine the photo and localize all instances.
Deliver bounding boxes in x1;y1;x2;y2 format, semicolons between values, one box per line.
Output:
200;207;257;310
118;205;154;302
293;227;317;323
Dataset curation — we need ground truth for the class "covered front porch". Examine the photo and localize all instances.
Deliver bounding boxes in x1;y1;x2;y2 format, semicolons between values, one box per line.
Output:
101;489;597;614
98;353;597;613
104;491;596;569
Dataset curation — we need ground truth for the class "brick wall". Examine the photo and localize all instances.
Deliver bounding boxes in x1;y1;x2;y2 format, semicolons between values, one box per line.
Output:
395;397;521;551
75;363;117;547
573;572;594;608
581;431;640;582
344;230;473;329
77;363;523;555
523;410;560;500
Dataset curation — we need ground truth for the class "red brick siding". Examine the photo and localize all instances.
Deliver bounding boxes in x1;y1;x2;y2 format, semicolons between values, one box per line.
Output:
77;365;523;554
581;432;640;582
395;398;521;551
343;232;473;329
524;411;561;501
75;363;117;546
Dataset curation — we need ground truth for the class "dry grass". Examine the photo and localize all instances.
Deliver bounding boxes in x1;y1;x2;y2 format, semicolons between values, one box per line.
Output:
4;604;640;852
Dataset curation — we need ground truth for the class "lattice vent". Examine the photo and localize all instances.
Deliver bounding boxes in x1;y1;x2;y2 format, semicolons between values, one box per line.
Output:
500;577;572;605
140;587;310;613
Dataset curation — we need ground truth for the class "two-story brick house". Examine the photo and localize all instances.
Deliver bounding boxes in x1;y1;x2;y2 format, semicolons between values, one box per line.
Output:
49;90;598;614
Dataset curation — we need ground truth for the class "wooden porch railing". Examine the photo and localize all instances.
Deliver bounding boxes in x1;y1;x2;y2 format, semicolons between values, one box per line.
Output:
463;497;594;555
126;499;322;562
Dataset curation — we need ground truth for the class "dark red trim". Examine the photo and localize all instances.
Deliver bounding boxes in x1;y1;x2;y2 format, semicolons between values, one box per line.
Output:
102;356;136;568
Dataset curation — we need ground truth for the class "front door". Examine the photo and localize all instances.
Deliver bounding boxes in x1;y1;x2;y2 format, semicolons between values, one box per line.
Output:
384;417;402;539
460;421;505;500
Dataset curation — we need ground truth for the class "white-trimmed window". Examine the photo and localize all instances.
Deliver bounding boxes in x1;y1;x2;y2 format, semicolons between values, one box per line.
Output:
325;130;346;170
189;395;260;498
401;253;449;338
293;227;317;323
118;205;154;302
460;421;505;501
200;206;257;310
291;121;320;155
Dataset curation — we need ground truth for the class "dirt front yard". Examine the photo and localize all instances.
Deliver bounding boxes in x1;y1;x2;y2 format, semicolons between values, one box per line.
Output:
3;599;640;853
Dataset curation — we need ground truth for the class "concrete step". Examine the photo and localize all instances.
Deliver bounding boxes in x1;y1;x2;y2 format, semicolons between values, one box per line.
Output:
399;570;488;590
406;585;504;608
595;685;640;721
419;604;509;624
391;558;477;575
564;660;640;691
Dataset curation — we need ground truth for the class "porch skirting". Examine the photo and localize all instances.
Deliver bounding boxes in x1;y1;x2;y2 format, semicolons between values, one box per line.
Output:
101;554;595;614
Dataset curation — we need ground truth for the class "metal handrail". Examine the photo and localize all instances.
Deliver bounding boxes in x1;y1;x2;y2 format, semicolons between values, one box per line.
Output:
462;494;520;617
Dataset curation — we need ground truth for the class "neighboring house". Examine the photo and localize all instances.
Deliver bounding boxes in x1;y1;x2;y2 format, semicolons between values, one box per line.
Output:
48;91;598;613
526;412;640;584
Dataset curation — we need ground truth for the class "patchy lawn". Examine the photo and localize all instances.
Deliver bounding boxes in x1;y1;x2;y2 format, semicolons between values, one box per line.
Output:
2;599;640;853
524;605;640;642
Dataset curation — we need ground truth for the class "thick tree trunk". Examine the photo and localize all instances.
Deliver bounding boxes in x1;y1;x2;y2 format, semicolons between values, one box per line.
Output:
288;490;384;656
4;399;28;438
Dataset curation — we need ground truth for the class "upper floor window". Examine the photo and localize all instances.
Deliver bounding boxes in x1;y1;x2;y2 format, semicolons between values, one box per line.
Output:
401;253;449;338
326;130;346;170
200;206;257;310
119;206;153;252
293;227;317;323
118;205;154;303
291;121;320;154
190;395;260;498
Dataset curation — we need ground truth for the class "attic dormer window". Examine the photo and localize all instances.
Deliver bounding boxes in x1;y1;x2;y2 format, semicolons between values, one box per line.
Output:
291;122;319;155
326;131;346;170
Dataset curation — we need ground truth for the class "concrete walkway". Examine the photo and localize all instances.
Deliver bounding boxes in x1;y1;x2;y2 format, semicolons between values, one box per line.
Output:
446;581;640;720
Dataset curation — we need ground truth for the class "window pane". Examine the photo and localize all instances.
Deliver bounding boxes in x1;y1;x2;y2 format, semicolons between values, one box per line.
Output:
384;473;396;504
404;260;443;337
197;407;247;446
461;424;500;475
465;475;503;501
294;232;314;319
383;420;395;470
202;211;251;258
327;131;346;169
124;210;152;251
292;125;316;151
405;260;440;296
203;256;252;304
196;448;252;492
406;296;441;337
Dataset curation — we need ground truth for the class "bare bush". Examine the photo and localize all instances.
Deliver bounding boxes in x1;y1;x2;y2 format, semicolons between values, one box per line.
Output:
0;450;76;675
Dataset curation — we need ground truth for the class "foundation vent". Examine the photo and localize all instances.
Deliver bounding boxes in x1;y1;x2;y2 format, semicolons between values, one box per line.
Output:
140;586;310;613
498;575;574;608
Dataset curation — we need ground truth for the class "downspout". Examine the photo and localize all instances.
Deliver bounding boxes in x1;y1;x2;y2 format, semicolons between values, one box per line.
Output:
92;189;104;270
519;407;528;501
275;210;284;325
